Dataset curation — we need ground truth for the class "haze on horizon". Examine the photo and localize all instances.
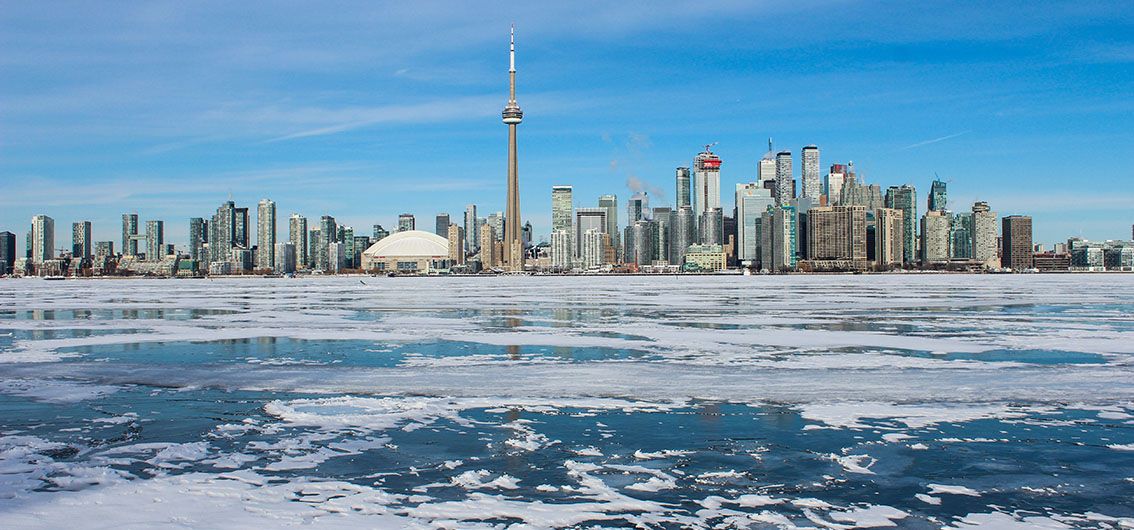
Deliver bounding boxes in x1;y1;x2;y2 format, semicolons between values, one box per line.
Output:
1;1;1131;246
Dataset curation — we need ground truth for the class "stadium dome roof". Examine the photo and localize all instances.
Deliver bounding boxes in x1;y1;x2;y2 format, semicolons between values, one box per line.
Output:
361;230;448;258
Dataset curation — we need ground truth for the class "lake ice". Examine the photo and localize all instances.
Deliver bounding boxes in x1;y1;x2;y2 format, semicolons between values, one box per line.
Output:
0;275;1132;528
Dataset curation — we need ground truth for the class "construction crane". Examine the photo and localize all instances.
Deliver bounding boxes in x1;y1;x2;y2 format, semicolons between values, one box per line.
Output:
704;141;718;153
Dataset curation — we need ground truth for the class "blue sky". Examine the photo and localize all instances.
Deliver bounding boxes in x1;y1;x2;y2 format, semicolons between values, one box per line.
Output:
1;1;1132;249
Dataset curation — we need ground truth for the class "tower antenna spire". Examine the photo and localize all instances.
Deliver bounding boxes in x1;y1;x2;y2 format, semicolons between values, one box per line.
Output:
509;24;515;73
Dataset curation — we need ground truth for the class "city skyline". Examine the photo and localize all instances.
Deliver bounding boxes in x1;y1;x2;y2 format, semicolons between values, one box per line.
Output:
2;2;1132;247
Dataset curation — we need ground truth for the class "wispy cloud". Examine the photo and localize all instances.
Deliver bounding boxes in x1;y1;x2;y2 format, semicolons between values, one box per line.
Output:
901;131;970;150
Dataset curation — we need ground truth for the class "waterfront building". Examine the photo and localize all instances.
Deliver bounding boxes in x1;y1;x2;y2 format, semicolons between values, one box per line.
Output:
29;215;54;265
550;229;572;269
447;224;464;265
652;207;672;265
353;236;370;268
487;212;504;242
950;212;974;260
675;167;691;209
121;214;139;257
0;231;15;275
801;145;821;201
339;226;355;268
1002;215;1034;271
579;229;606;269
551;185;573;233
775;150;793;206
627;193;648;224
257;199;276;271
234;207;250;248
760;206;797;272
806;205;867;271
189;217;206;264
435;213;450;238
463;205;478;254
479;222;499;269
144;220;164;261
628;220;654;266
928;179;947;212
1034;252;1071;272
920;210;951;264
94;241;114;266
502;26;525;271
971;201;999;268
274;242;296;274
209;201;235;265
361;230;450;273
826;164;847;206
72;221;92;260
288;215;308;270
327;242;344;273
317;215;337;272
398;214;415;232
684;244;726;272
670;207;696;266
693;147;722;224
884;185;918;264
874;208;904;270
575;208;606;257
736;182;775;262
232;247;253;272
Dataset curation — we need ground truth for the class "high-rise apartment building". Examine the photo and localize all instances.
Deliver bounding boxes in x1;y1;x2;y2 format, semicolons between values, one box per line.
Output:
447;224;464;265
800;145;821;201
373;224;389;242
574;208;606;257
1002;215;1033;271
698;207;723;246
670;207;695;266
579;229;606;268
316;215;336;272
652;207;672;265
884;185;918;264
487;212;504;242
144;220;164;261
874;208;904;269
736;183;775;261
435;214;451;238
30;215;54;265
627;220;654;266
920;210;951;264
72;221;92;260
463;204;478;254
234;207;250;248
675;167;692;209
479;222;499;269
551;185;573;234
950;212;974;260
693;147;722;221
121;214;139;257
274;242;296;274
256;199;276;271
806;205;867;270
971;201;999;268
928;180;948;212
210;201;235;265
289;215;308;270
550;229;572;269
189;218;206;263
774;150;795;207
0;231;16;275
398;214;415;232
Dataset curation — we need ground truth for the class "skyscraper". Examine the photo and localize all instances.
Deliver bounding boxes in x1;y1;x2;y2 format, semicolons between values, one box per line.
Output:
1002;215;1033;271
317;215;336;272
434;213;450;237
463;204;478;254
210;201;235;265
775;151;794;206
699;207;723;246
579;229;606;268
145;220;164;261
502;25;525;271
121;214;139;257
950;212;974;260
30;214;54;265
693;147;722;222
920;210;951;264
598;195;618;260
0;231;16;275
257;199;276;271
736;183;775;261
398;214;415;232
928;179;948;212
447;224;465;265
652;207;672;264
551;185;573;234
874;208;904;269
759;139;777;188
274;242;296;274
189;217;206;264
675;167;692;209
760;206;797;272
487;212;504;242
373;224;389;242
574;208;607;257
550;230;572;269
884;185;918;264
971;201;999;268
234;207;250;248
670;207;696;266
627;193;649;224
806;205;867;270
801;145;821;201
72;221;92;260
289;214;308;270
826;164;847;206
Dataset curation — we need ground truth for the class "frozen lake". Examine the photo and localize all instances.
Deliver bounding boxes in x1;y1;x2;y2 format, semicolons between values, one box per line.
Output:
1;275;1132;528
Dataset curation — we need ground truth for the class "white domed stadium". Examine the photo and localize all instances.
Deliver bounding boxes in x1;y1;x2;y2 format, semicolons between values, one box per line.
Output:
360;230;451;273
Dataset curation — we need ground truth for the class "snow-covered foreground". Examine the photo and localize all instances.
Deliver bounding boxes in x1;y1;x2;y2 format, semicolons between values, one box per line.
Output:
0;275;1132;529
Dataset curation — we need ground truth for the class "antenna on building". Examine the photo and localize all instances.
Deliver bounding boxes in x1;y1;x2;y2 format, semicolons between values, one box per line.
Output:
767;137;773;153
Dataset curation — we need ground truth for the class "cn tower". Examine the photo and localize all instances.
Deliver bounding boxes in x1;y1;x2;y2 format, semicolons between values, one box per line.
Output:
502;25;524;271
